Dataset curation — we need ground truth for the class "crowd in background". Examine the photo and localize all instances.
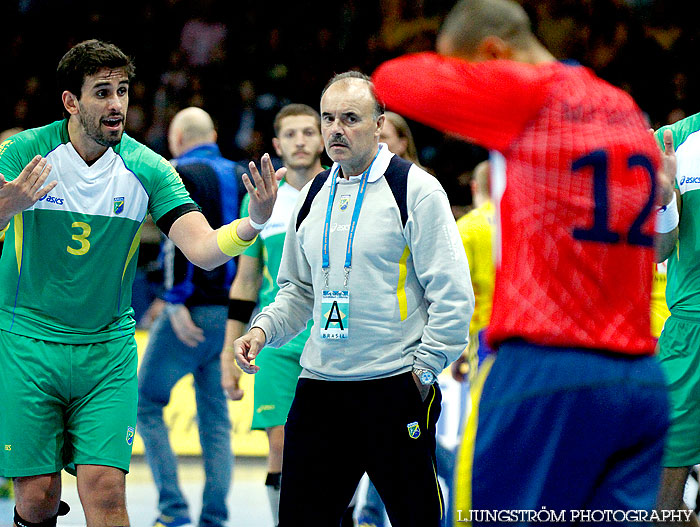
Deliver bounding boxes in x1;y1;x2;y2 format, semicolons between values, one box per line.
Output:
1;0;698;310
3;0;699;197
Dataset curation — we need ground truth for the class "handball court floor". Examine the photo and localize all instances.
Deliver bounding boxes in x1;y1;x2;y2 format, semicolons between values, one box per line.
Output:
0;455;273;527
2;455;700;526
0;455;404;527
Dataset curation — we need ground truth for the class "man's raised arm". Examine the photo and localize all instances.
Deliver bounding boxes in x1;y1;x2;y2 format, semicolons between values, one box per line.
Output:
372;52;549;152
168;153;285;270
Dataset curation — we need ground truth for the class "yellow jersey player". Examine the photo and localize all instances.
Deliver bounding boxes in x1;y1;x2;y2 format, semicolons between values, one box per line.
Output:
453;160;495;381
651;261;671;338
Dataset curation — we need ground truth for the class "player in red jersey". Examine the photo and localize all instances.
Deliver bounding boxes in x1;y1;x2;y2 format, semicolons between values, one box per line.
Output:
373;0;676;523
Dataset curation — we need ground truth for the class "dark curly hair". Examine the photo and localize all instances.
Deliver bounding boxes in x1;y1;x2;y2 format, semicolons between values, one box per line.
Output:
56;39;135;102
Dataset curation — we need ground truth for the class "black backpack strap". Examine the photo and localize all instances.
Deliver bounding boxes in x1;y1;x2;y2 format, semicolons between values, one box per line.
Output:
296;169;331;231
296;157;411;231
383;155;412;228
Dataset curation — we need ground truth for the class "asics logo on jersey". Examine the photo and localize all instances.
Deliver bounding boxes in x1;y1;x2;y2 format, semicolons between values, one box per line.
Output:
679;175;700;185
330;223;350;232
38;194;65;205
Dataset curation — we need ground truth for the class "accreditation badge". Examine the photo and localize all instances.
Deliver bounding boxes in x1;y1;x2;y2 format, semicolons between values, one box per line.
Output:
320;290;349;339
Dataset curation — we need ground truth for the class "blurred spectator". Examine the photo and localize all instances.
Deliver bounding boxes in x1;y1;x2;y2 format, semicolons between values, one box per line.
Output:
1;0;699;207
380;111;421;164
180;10;227;67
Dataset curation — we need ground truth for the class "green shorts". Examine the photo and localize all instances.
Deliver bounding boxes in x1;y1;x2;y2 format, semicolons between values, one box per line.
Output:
658;314;700;467
0;330;137;477
252;342;303;431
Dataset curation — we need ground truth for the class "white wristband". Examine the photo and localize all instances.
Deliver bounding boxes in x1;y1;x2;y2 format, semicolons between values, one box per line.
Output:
656;193;679;233
247;217;268;231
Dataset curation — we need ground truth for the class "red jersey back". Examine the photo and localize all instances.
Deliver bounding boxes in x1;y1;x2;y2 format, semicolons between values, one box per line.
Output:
373;55;660;355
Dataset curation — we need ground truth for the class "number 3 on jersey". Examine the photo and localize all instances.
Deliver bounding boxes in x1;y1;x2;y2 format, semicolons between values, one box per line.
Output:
67;221;91;255
572;150;656;247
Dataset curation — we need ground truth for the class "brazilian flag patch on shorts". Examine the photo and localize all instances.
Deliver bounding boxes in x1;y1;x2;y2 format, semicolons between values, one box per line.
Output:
126;426;135;445
407;421;421;439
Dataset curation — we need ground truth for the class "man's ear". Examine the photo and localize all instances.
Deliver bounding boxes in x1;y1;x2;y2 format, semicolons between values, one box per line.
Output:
375;114;385;138
272;137;283;157
474;36;514;60
62;91;80;116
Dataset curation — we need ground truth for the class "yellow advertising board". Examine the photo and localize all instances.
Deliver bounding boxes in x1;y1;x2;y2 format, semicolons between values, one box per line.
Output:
131;330;268;457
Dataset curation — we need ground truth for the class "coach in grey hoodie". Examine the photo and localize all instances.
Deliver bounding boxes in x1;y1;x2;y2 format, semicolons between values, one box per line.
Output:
234;71;474;527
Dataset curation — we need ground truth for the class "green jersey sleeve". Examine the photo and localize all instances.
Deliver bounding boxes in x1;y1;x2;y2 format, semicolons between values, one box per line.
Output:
0;121;67;182
0;137;26;183
656;113;700;154
116;135;196;226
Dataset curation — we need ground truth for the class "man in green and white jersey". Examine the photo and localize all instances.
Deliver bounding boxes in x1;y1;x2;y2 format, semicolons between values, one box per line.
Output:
221;103;324;526
0;40;282;527
654;114;700;522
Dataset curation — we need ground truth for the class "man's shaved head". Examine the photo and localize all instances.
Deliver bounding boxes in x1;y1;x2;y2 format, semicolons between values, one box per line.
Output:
438;0;534;57
168;107;217;158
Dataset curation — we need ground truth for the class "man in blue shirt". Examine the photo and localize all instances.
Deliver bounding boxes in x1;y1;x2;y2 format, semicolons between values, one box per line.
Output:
138;107;244;527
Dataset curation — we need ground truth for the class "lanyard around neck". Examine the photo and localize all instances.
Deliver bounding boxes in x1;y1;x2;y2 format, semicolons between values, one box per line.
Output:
321;149;381;280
